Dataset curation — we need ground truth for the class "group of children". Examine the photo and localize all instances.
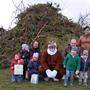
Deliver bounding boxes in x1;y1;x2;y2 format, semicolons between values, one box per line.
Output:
10;52;40;83
10;40;90;86
10;42;40;83
63;48;89;86
63;39;90;86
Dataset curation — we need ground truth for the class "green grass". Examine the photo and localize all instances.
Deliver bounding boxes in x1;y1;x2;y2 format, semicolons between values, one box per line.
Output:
0;69;90;90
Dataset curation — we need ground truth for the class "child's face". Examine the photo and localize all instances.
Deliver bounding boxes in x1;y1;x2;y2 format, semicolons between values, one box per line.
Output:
32;56;38;61
82;54;88;60
15;54;20;60
82;50;88;60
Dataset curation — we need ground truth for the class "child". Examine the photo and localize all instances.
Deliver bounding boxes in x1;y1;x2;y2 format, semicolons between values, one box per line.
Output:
10;53;24;82
79;50;89;86
20;44;30;79
28;53;40;81
63;47;80;86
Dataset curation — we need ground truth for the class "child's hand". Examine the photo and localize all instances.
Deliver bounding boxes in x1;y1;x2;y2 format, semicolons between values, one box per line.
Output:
18;59;24;64
75;70;79;75
81;55;84;58
63;65;66;68
10;67;14;70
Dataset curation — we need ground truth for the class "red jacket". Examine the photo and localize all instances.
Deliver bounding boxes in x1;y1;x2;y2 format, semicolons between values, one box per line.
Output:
10;58;24;74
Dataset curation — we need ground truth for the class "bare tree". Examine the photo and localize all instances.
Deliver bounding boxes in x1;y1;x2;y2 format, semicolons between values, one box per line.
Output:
8;0;27;29
78;12;90;27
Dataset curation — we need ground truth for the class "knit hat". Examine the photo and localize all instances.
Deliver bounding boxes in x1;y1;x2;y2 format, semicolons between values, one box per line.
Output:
22;44;29;51
33;53;39;58
71;47;78;52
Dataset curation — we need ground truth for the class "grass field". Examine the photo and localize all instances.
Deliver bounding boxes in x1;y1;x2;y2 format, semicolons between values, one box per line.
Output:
0;69;90;90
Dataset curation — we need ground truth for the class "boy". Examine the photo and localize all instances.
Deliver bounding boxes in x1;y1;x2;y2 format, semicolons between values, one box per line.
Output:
79;50;89;86
63;47;80;86
28;53;40;80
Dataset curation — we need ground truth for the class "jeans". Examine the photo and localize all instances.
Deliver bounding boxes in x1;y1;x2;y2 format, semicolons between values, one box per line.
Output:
11;75;23;82
64;69;74;85
79;71;88;83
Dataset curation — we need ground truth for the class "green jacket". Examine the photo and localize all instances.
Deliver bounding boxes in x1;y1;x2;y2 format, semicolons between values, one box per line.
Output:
63;53;80;71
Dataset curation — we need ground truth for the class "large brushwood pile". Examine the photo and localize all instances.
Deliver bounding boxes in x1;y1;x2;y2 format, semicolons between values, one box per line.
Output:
0;3;82;67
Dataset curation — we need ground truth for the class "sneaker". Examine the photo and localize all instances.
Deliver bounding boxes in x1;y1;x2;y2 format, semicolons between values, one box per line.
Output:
62;75;65;80
44;78;49;81
53;78;59;82
83;82;87;86
64;83;67;87
11;80;16;83
79;82;82;85
70;83;73;86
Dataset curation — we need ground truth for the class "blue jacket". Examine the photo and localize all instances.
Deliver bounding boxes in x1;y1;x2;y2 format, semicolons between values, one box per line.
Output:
80;58;89;72
28;60;40;74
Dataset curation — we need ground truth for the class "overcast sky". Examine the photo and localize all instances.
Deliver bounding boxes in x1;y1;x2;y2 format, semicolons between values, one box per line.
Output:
0;0;90;29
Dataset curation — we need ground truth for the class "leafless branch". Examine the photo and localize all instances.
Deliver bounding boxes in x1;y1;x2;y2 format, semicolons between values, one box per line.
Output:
78;12;90;27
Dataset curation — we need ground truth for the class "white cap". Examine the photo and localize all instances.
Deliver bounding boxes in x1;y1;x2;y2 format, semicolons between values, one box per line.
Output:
22;44;29;51
33;53;39;58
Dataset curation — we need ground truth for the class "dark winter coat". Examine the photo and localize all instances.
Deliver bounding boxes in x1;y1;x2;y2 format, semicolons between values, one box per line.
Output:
28;60;40;74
